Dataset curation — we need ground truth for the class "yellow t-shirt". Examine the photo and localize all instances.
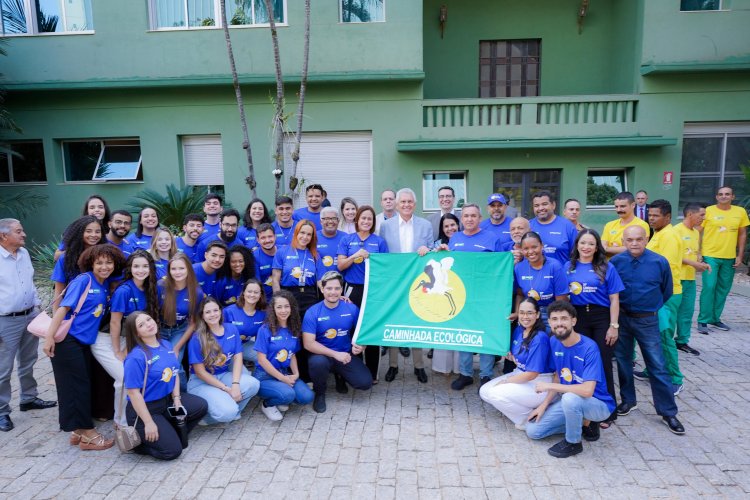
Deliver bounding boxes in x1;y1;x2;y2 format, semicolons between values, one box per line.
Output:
701;205;750;259
647;224;683;294
602;216;650;249
673;222;700;281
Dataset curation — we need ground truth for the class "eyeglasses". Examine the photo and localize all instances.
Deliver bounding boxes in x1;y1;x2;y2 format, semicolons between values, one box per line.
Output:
321;217;339;222
518;311;538;316
438;194;454;199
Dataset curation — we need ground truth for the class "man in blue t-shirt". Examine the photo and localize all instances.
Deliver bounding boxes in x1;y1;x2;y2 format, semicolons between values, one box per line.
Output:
316;207;346;273
272;196;296;248
479;193;512;247
525;301;616;458
195;209;242;262
193;241;227;297
253;223;277;301
303;271;372;413
197;193;223;244
105;210;134;257
176;213;204;263
293;183;324;230
529;191;578;265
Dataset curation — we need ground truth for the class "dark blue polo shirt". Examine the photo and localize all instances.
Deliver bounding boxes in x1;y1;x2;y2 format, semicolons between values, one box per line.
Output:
610;249;672;314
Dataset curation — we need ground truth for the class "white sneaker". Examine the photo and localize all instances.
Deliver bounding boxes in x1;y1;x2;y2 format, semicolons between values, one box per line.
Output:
277;405;289;412
514;422;527;431
261;404;283;421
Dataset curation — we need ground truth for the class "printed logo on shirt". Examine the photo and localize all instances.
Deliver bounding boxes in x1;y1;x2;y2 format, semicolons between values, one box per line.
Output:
324;328;337;339
93;303;104;318
215;353;228;367
161;367;174;383
409;256;466;323
322;256;334;267
275;349;289;362
569;282;583;295
560;367;573;382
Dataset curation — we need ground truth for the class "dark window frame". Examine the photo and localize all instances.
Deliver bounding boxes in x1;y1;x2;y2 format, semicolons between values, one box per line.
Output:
0;141;47;184
479;39;541;98
492;169;561;218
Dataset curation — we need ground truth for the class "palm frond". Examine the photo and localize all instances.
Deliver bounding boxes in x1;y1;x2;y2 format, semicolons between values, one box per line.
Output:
0;192;48;218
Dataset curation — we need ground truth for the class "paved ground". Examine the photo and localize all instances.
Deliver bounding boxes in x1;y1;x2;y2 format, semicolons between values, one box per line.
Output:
1;289;749;500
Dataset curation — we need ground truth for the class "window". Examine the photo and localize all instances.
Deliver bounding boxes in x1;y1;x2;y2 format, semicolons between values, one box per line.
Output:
679;123;750;208
493;169;561;218
182;135;224;186
680;0;721;11
587;169;627;208
150;0;285;29
0;141;47;183
0;0;93;35
479;39;540;98
62;139;142;182
422;172;466;212
341;0;384;23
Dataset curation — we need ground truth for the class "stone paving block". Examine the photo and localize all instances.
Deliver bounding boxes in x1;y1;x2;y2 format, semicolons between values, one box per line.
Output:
244;471;273;492
104;484;137;499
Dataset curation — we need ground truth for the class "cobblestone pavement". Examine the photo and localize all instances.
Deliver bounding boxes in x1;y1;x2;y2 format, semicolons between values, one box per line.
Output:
1;290;749;500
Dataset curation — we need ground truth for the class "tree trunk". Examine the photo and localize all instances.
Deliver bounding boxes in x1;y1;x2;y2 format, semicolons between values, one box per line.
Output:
266;0;286;200
219;0;257;198
288;0;311;194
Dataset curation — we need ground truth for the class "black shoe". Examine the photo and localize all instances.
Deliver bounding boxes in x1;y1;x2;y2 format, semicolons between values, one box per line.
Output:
380;346;388;357
399;347;411;358
313;393;326;413
582;421;600;442
616;402;638;416
427;349;434;359
413;368;428;383
676;343;700;356
633;370;649;381
451;375;474;391
19;398;57;411
479;376;492;388
662;415;685;435
0;415;13;432
710;321;730;331
384;367;398;382
697;323;709;335
334;374;348;394
547;439;583;458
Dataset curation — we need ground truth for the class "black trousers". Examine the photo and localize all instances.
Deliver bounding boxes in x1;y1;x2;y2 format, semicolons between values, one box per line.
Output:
50;335;94;432
308;353;373;395
575;304;617;420
283;286;319;383
125;394;207;461
345;282;379;379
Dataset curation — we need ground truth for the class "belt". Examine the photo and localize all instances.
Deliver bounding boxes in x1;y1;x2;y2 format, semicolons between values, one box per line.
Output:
575;304;610;313
1;306;35;317
623;310;657;318
283;286;315;293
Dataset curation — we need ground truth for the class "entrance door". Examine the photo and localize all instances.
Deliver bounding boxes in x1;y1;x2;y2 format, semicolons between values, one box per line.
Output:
492;169;562;218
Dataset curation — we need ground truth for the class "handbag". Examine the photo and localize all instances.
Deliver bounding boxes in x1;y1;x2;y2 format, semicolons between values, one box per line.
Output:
28;275;92;342
115;353;149;452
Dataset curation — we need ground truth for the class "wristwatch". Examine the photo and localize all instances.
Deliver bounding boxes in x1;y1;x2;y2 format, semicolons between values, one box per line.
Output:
610;322;619;329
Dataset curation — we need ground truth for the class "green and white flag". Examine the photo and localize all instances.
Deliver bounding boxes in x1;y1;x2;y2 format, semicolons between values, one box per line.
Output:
353;252;514;355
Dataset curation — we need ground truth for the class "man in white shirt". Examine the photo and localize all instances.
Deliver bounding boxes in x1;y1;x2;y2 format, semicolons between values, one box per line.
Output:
375;189;397;233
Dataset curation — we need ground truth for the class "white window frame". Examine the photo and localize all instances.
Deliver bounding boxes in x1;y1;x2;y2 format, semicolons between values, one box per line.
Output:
148;0;288;31
586;168;629;209
62;138;143;184
182;134;225;186
680;0;725;12
422;171;467;212
0;141;47;185
0;0;94;36
91;142;143;181
339;0;386;23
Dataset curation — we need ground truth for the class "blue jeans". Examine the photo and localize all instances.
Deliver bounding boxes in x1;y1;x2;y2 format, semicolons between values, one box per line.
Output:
160;322;188;391
255;371;314;407
186;368;259;424
526;393;611;443
242;341;258;364
459;352;496;379
614;314;678;417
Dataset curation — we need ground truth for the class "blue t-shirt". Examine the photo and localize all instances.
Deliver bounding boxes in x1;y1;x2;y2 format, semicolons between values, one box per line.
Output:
124;341;180;402
448;230;497;252
240;227;258;250
215;276;244;307
223;305;266;343
110;280;148;316
302;300;360;353
131;234;153;251
194;234;240;263
479;218;512;247
514;258;569;306
337;233;389;285
197;222;220;244
529;216;579;266
272;221;295;248
106;237;134;257
564;261;625;308
60;272;108;345
193;263;219;297
187;323;242;375
272;245;324;287
510;324;552;373
154;258;169;281
253;248;276;300
293;207;322;230
157;283;204;325
176;238;199;263
317;230;346;272
253;325;300;376
549;335;616;413
51;253;73;284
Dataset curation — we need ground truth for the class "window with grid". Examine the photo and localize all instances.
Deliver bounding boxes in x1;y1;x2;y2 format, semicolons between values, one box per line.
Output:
0;0;93;35
479;39;540;98
0;141;47;183
493;169;560;218
149;0;285;29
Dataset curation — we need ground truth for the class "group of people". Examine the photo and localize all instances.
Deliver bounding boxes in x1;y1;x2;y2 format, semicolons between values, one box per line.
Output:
0;182;746;460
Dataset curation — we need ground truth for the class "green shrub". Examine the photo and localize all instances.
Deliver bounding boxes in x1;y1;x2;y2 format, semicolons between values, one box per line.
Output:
127;184;207;232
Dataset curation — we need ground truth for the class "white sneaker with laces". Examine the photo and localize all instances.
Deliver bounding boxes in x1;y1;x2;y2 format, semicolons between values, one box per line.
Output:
261;404;283;421
277;405;289;412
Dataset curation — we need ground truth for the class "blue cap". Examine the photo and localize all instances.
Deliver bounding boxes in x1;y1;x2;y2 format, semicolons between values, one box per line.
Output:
487;193;507;205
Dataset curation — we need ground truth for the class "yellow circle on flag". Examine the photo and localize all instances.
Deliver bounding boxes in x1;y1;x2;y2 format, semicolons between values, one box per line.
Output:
409;270;466;323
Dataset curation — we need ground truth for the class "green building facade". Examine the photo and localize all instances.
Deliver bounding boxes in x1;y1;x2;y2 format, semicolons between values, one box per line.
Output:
1;0;749;242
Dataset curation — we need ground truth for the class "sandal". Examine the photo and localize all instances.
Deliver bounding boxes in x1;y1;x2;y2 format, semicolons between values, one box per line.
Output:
79;433;114;451
69;431;82;446
599;420;614;430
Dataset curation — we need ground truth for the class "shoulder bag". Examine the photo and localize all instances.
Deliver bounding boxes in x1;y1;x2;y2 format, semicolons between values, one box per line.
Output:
28;275;93;342
115;352;148;452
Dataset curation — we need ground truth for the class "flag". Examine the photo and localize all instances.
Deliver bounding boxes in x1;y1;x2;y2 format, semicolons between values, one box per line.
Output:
353;252;514;355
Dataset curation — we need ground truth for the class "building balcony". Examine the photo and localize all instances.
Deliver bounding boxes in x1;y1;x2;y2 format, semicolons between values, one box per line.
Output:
398;95;675;152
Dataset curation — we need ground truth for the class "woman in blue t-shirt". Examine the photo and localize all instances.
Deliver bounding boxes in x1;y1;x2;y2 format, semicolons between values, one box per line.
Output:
51;215;107;304
241;198;273;250
272;220;323;318
122;312;207;460
132;206;160;250
254;291;314;421
479;298;554;430
148;227;177;280
215;245;256;308
43;244;126;451
187;297;260;424
566;228;625;429
222;279;267;364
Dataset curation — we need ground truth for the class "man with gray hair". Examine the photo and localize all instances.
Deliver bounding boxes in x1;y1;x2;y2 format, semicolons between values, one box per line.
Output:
316;206;346;274
379;188;433;383
0;219;57;432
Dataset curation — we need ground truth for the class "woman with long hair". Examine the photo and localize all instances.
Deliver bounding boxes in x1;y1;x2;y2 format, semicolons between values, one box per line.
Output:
215;245;256;307
241;198;272;249
148;227;177;280
271;220;322;318
43;244;126;451
54;195;111;260
566;228;624;429
338;197;358;234
132;207;160;250
52;215;106;303
222;279;267;365
253;291;314;421
187;297;260;424
122;312;207;460
479;298;554;430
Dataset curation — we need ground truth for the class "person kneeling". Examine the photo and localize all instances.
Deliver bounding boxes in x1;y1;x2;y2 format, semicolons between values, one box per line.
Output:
525;301;616;458
254;291;314;421
303;271;372;413
123;312;207;460
187;298;260;424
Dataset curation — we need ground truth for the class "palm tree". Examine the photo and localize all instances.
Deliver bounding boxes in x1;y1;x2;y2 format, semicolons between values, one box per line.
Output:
264;0;286;199
288;0;311;194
